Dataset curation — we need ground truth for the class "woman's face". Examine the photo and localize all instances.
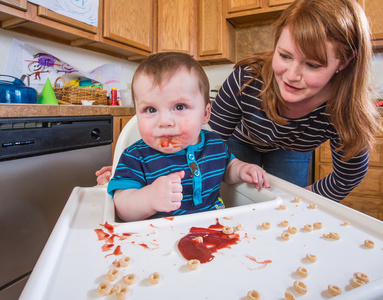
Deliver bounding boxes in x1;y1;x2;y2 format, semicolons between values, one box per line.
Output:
272;27;343;108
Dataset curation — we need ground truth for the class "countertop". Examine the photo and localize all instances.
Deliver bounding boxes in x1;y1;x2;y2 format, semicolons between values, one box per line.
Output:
0;104;136;118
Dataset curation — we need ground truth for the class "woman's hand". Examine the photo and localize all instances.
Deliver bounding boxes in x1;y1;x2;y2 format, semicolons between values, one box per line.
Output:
95;166;113;185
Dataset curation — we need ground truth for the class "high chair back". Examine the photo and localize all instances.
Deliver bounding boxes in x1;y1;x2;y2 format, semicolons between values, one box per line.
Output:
112;115;141;176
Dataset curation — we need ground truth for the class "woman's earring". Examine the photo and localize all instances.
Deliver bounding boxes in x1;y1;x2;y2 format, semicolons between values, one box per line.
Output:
335;70;339;73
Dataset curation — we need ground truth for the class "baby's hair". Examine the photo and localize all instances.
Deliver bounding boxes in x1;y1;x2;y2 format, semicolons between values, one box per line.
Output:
132;52;210;106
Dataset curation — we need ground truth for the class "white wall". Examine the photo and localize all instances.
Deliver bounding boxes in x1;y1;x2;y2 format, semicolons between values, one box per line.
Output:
0;29;138;91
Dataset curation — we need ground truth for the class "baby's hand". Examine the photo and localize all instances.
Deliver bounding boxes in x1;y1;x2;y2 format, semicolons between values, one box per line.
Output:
239;163;269;189
148;170;184;212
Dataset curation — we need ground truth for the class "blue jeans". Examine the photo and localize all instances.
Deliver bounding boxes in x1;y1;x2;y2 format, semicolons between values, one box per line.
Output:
226;137;312;187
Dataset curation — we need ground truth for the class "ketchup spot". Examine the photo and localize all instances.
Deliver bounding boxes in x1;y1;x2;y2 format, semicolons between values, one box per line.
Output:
177;219;240;263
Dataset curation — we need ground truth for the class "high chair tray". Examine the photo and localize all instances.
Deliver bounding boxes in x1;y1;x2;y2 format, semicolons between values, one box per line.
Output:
20;176;383;300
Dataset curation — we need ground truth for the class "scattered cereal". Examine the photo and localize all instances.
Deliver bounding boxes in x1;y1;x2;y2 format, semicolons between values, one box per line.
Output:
355;272;369;283
123;274;137;286
323;233;331;239
328;285;343;296
280;204;287;210
281;232;291;241
343;221;350;226
280;220;289;227
119;256;131;267
309;203;317;209
222;226;233;235
247;290;262;300
193;236;203;243
306;254;317;263
288;226;297;234
351;278;366;288
236;224;243;231
149;272;161;285
111;284;122;294
330;232;341;240
115;286;130;300
106;268;120;282
97;282;111;296
364;239;375;249
313;222;323;229
284;291;296;300
262;222;271;230
304;224;313;232
293;281;307;295
187;259;200;271
294;197;301;203
297;267;308;278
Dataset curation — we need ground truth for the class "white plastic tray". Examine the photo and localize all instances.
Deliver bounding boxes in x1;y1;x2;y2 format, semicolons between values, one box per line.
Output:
20;176;383;300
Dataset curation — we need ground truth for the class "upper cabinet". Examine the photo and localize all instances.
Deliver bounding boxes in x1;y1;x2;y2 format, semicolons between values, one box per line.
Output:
226;0;293;27
358;0;383;49
157;0;196;56
103;0;154;54
0;0;26;11
197;0;235;63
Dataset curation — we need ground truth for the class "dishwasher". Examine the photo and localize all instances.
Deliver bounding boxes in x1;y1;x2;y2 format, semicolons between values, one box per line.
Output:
0;115;113;300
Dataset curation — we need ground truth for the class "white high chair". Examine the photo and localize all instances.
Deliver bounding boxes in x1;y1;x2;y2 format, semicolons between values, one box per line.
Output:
109;115;278;213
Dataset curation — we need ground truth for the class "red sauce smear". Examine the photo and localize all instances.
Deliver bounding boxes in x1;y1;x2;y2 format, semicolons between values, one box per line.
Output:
177;219;240;263
160;136;183;148
162;217;174;221
244;254;272;268
100;221;115;233
105;245;122;258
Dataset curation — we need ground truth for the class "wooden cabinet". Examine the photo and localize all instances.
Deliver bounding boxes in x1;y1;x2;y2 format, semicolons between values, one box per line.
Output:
103;0;154;54
197;0;236;63
358;0;383;48
0;0;26;10
157;0;196;55
225;0;292;27
112;116;133;159
314;118;383;221
227;0;260;13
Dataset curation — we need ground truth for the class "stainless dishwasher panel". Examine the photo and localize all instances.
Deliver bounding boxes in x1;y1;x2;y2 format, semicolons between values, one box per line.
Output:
0;115;113;299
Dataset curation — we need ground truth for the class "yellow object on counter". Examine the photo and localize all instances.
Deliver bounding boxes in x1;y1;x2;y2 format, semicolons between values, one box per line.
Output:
66;78;80;86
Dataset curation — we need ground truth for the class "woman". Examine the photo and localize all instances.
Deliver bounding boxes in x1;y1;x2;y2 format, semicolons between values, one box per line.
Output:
209;0;380;201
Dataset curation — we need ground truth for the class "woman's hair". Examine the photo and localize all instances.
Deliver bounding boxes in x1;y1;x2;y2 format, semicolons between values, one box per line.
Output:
236;0;380;160
132;52;210;106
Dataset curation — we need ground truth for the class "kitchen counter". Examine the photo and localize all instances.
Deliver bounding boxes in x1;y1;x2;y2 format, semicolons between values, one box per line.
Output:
0;104;136;118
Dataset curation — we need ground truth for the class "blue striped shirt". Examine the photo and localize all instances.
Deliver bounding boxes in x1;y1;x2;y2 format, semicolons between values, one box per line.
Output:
107;130;234;218
209;66;369;202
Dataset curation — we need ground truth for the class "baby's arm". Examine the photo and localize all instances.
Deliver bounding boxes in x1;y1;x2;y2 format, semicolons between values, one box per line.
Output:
223;158;269;189
113;171;184;221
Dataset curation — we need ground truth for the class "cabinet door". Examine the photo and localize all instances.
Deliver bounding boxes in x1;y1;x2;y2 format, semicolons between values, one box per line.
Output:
197;0;235;62
358;0;383;41
0;0;26;10
37;5;98;34
227;0;260;14
157;0;196;55
269;0;293;7
104;0;154;53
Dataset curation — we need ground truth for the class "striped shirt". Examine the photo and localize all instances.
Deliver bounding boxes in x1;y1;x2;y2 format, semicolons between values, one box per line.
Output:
107;130;234;218
209;66;369;202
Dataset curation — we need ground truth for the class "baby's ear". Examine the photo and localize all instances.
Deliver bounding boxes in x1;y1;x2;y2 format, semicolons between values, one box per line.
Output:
203;103;211;124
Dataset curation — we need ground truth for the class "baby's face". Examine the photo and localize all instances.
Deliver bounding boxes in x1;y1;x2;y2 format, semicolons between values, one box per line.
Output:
134;67;210;153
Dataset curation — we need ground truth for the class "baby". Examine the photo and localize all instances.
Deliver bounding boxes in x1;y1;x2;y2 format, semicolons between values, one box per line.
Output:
107;52;269;221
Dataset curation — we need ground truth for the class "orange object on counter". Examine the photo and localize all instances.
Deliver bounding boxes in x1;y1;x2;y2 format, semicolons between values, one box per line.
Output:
110;88;118;106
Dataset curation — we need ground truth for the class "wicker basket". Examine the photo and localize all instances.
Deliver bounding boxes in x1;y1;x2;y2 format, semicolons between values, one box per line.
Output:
53;77;107;105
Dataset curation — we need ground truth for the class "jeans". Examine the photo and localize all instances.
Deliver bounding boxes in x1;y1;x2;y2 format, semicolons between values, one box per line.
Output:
226;137;312;187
